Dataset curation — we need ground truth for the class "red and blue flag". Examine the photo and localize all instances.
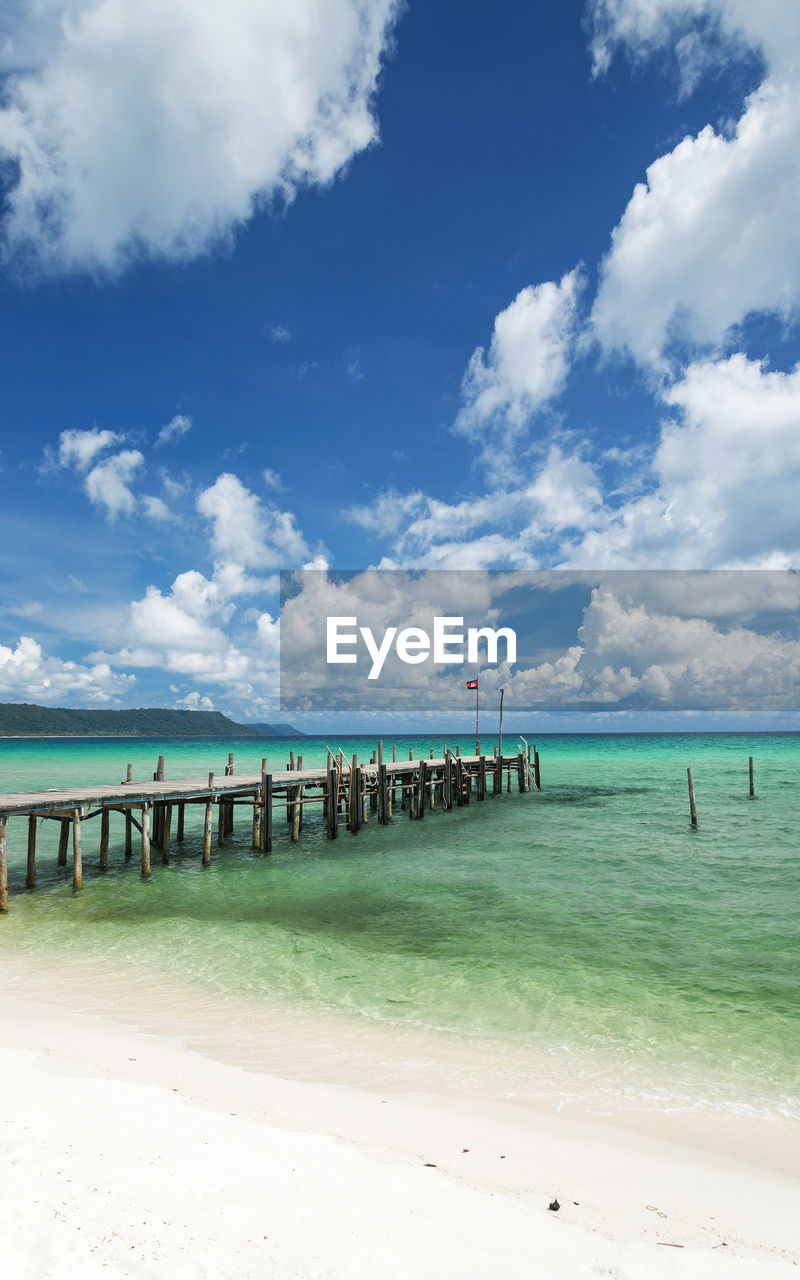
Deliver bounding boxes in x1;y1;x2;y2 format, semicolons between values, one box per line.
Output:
466;679;478;689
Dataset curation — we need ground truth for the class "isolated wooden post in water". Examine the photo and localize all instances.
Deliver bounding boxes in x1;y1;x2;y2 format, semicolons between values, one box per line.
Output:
749;756;755;797
71;808;83;892
27;814;37;888
141;804;151;877
126;762;133;783
291;785;301;842
687;767;698;827
100;807;109;870
157;755;165;781
0;815;8;912
203;773;214;865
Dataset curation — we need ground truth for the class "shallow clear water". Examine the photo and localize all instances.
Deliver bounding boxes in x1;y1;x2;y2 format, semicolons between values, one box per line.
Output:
1;732;798;1120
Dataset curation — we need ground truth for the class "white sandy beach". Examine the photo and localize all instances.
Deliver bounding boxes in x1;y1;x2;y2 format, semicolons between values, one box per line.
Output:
1;989;798;1280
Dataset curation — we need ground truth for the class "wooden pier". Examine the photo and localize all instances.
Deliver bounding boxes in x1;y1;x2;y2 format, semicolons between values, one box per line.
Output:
0;743;540;912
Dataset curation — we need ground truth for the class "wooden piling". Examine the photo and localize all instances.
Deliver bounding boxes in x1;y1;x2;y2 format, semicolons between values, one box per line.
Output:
203;773;214;865
252;791;261;849
327;767;339;839
455;756;464;806
27;814;37;888
493;755;501;795
262;771;273;854
289;750;295;771
58;817;69;866
72;808;83;892
478;756;486;800
100;807;109;870
157;755;165;781
218;792;226;845
177;803;185;844
687;767;698;827
349;757;361;834
443;752;452;809
378;763;389;824
141;804;151;877
291;785;301;842
126;763;133;783
125;811;133;857
162;803;172;863
749;756;755;797
517;753;526;793
0;815;8;912
417;760;427;820
533;746;541;790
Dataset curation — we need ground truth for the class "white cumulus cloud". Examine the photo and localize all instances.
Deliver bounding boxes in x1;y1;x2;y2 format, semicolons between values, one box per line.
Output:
0;0;400;275
590;0;800;363
455;270;583;473
85;449;144;518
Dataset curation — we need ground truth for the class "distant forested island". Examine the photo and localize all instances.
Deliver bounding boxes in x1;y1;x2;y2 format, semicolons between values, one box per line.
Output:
0;703;304;738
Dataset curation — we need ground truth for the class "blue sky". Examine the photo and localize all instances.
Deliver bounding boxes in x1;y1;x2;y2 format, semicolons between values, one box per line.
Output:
1;0;799;728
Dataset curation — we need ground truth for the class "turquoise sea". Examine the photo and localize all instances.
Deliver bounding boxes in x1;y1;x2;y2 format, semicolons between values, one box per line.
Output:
1;732;798;1127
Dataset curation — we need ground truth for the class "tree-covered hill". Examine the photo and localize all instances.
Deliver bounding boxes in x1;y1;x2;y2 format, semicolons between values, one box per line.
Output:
0;703;269;738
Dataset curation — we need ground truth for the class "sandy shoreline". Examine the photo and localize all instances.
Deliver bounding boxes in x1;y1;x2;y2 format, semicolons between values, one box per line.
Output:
1;989;798;1279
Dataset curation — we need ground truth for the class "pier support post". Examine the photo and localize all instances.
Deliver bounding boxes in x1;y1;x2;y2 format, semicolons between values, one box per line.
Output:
378;763;389;825
455;756;464;807
417;760;427;820
100;808;109;870
203;773;214;865
0;815;7;912
326;767;339;839
478;756;486;801
162;804;172;863
291;786;302;842
533;746;541;791
27;815;37;888
125;811;133;857
262;773;273;854
72;808;83;892
177;803;185;844
58;817;69;866
517;753;526;793
141;804;151;877
443;753;452;810
749;756;755;797
349;758;361;834
252;790;261;849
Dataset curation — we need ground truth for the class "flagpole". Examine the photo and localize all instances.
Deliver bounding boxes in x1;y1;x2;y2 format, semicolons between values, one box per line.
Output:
475;679;479;754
